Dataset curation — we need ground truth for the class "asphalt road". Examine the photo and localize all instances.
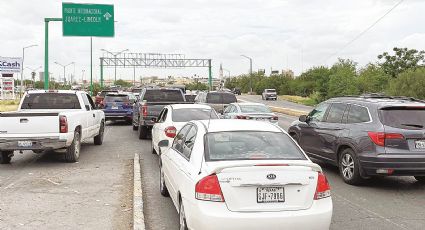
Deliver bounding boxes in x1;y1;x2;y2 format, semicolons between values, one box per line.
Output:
1;107;424;230
238;94;313;113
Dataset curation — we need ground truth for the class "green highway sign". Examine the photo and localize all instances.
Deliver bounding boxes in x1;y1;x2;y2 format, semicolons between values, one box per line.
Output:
62;3;114;37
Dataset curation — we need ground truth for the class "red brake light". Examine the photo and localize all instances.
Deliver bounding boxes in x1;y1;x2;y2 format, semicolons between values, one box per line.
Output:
164;126;177;138
59;115;68;133
367;132;404;147
141;104;148;117
236;115;248;119
314;172;331;200
195;174;224;202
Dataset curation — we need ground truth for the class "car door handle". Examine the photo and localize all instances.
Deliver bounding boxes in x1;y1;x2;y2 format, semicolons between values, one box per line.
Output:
93;114;96;118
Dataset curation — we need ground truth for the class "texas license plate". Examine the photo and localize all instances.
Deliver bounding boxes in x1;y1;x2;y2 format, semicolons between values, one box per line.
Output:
415;140;425;149
257;187;285;203
18;141;33;147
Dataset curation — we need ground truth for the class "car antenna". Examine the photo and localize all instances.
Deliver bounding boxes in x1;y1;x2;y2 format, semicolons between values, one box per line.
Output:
206;107;214;133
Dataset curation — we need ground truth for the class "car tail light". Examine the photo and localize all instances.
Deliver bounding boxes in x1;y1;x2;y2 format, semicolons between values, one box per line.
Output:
314;172;331;200
59;115;68;133
141;103;148;117
236;115;249;119
195;174;224;202
164;126;177;138
367;132;404;147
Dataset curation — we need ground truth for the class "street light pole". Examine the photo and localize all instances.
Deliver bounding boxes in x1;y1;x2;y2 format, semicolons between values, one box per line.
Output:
21;44;38;97
54;62;75;85
241;55;253;94
101;49;129;83
25;66;42;87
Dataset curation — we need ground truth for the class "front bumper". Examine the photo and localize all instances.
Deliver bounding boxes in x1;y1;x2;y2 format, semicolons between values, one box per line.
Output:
359;154;425;176
184;197;332;230
0;133;73;151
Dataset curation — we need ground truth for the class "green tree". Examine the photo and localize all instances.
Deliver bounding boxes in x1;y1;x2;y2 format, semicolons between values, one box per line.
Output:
114;79;132;87
185;82;208;91
327;59;359;98
387;67;425;99
378;47;425;78
357;63;390;93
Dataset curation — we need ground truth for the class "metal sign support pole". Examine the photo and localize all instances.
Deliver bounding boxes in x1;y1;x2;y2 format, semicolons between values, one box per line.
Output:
44;18;62;90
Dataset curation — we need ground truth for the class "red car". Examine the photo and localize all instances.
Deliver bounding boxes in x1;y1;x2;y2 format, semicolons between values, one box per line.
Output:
95;90;118;108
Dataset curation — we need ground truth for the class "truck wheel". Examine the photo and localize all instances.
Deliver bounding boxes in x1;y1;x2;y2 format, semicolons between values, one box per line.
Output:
0;151;13;164
94;122;104;145
65;131;81;163
138;125;148;139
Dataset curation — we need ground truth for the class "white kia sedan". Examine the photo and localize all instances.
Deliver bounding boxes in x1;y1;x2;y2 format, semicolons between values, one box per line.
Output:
223;102;278;124
151;104;218;155
158;119;333;230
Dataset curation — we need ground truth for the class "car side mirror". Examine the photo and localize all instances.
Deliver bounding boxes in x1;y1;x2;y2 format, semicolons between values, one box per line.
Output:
85;105;91;111
158;140;169;147
151;117;157;123
299;115;308;123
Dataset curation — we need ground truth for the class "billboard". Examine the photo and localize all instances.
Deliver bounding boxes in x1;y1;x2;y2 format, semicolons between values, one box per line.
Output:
0;57;22;74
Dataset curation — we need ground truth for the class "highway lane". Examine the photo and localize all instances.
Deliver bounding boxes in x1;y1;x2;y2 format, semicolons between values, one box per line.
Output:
238;94;313;113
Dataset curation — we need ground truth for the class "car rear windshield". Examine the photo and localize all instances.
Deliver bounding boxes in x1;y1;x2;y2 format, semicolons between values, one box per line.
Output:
21;93;81;109
205;131;306;161
100;91;118;97
104;95;129;103
142;90;184;102
379;106;425;130
172;108;218;122
266;89;276;93
240;104;271;113
206;93;237;104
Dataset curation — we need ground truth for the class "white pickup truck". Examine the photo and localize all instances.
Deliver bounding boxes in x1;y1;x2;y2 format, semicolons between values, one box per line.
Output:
0;90;105;163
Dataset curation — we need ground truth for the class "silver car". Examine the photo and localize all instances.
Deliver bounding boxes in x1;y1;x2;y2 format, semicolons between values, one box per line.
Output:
222;102;278;124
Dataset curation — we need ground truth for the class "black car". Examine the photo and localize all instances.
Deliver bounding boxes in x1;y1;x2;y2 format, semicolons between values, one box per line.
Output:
288;95;425;185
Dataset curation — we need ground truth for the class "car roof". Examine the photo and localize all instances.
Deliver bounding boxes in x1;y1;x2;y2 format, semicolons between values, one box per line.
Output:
26;90;79;94
195;120;282;133
329;96;425;108
170;104;212;109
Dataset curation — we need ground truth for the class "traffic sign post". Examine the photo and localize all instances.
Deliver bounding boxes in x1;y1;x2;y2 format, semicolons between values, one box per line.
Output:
62;3;114;37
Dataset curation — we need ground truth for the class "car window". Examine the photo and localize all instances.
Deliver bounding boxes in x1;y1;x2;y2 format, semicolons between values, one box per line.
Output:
205;131;306;161
86;94;96;109
309;103;330;122
81;94;91;111
104;95;129;103
182;126;197;160
172;108;218;122
21;93;81;109
172;125;191;153
206;93;237;104
347;105;370;123
240;104;272;113
159;108;168;122
325;103;347;123
379;106;425;130
143;90;184;102
224;105;232;113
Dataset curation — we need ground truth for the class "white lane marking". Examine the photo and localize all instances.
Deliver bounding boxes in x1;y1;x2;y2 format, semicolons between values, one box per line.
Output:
133;153;146;230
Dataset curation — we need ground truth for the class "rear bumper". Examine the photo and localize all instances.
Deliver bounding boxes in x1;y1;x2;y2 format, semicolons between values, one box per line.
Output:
359;154;425;176
0;133;74;151
104;110;133;119
185;197;332;230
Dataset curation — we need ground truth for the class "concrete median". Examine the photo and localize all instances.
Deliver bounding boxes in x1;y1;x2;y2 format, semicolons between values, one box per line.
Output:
269;106;308;117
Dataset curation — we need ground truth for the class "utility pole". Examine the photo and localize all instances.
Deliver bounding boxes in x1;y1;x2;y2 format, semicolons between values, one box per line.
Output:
241;55;253;94
100;48;129;82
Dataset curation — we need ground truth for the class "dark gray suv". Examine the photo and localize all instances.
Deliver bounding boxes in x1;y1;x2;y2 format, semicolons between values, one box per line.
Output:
288;95;425;185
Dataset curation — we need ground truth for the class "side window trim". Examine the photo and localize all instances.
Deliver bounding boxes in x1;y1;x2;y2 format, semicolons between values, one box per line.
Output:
181;125;197;161
172;124;191;154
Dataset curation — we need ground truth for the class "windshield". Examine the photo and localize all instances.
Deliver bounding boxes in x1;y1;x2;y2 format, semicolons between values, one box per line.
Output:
104;95;129;103
21;93;81;109
100;91;118;97
266;89;276;93
240;104;272;113
172;108;218;122
379;106;425;129
205;131;306;161
143;90;184;102
206;93;237;104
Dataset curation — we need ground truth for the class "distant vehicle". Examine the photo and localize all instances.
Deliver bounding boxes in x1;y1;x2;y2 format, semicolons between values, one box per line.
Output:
166;84;186;94
151;104;218;155
158;120;332;230
223;102;278;124
184;94;196;103
195;91;237;114
0;90;105;163
102;93;133;124
262;89;277;100
132;88;186;139
232;87;241;95
95;90;119;107
288;95;425;185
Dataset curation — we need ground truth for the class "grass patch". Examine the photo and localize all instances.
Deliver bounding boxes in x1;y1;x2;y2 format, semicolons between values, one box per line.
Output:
279;95;316;106
0;100;20;112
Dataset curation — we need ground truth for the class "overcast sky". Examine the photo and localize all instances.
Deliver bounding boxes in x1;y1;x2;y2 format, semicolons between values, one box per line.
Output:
1;0;424;82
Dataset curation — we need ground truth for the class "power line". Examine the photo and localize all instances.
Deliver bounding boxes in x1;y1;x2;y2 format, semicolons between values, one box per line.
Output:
323;0;405;64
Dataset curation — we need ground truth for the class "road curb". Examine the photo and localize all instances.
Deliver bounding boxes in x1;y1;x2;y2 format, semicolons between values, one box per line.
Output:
133;153;146;230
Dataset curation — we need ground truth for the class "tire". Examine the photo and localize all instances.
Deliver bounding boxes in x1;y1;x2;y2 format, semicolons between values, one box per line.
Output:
159;164;169;197
94;122;105;145
138;125;149;140
339;148;362;185
151;141;157;154
65;131;81;163
179;200;188;230
0;151;13;164
414;176;425;183
132;122;138;131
